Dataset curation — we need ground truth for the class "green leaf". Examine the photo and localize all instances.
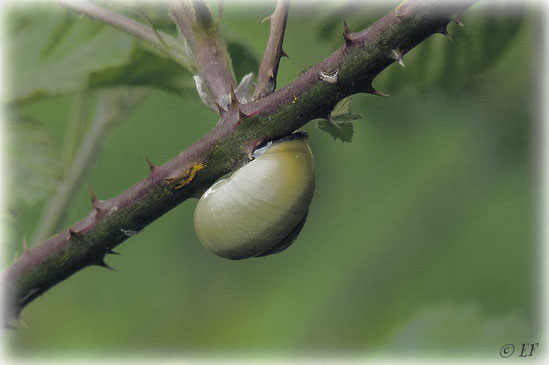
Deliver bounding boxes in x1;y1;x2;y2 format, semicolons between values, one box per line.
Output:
6;116;64;207
88;47;194;94
331;97;362;120
316;118;354;142
331;96;351;116
5;4;136;103
315;97;362;142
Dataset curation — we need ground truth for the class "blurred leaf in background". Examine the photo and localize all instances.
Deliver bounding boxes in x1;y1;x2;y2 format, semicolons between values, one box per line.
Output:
1;0;541;361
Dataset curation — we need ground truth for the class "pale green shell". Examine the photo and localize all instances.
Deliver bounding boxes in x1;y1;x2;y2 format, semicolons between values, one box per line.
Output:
194;135;316;260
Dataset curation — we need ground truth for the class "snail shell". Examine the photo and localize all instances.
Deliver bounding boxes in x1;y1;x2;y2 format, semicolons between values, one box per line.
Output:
194;132;316;259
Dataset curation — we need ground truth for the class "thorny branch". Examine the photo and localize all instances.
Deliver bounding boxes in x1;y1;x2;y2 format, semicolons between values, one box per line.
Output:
32;90;148;244
253;0;291;100
3;0;477;324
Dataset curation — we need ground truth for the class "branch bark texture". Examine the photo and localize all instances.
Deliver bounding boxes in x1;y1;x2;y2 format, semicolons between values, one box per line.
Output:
170;0;237;107
253;0;290;100
3;0;477;321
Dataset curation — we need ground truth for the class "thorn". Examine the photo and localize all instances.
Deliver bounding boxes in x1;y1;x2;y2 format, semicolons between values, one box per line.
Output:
89;185;98;205
18;318;28;329
229;85;239;105
144;153;155;172
280;49;289;58
69;228;78;237
261;15;271;23
214;101;225;115
107;249;121;255
342;17;353;45
343;17;352;35
95;259;116;271
365;86;389;97
391;49;405;67
267;68;274;79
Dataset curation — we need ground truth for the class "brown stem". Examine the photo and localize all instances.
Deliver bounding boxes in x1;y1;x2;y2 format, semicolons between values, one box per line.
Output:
170;0;237;109
2;0;478;324
253;0;291;100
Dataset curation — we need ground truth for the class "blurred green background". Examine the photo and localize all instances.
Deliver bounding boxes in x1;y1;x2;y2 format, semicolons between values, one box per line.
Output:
2;0;541;360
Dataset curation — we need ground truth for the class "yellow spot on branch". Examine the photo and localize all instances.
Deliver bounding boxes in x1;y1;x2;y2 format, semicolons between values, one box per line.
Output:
292;95;299;104
173;163;206;189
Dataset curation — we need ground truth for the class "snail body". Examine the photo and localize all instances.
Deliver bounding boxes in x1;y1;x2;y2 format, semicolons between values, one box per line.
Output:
194;132;315;260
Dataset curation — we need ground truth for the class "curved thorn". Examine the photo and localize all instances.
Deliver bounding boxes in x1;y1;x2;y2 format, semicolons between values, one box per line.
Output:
107;249;122;255
214;101;225;115
343;17;352;35
342;17;353;44
229;85;239;105
280;49;289;58
144;153;155;172
261;15;271;23
96;259;116;271
88;185;98;205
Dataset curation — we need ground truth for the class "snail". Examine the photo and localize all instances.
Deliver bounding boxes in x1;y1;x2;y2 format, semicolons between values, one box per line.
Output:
194;132;316;260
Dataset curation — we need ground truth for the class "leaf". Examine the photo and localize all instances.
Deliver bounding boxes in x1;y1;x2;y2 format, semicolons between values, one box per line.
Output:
88;46;194;94
315;97;362;142
5;4;136;103
316;119;354;143
5;116;64;207
331;96;352;116
331;97;363;121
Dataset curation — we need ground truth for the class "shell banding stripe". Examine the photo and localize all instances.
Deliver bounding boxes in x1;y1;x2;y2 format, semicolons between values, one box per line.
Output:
194;132;316;260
